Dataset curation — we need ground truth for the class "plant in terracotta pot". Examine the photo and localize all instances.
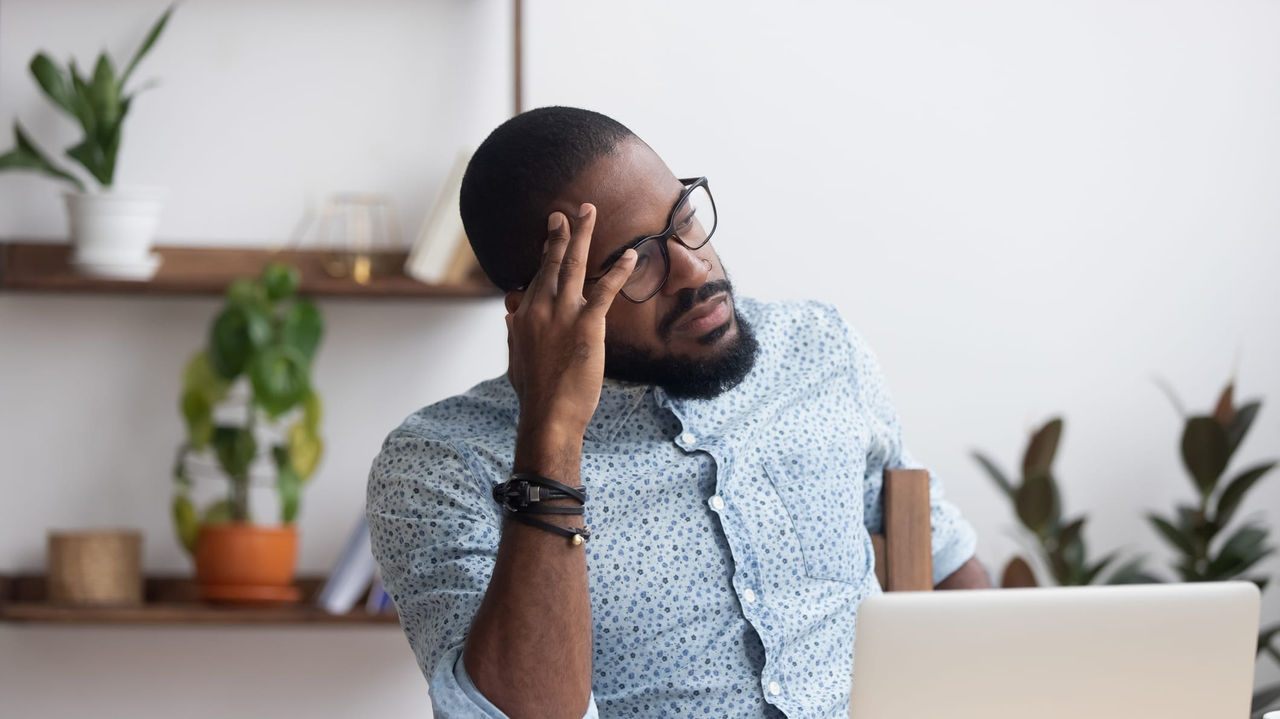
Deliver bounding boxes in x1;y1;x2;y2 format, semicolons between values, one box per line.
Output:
0;5;173;280
172;262;324;603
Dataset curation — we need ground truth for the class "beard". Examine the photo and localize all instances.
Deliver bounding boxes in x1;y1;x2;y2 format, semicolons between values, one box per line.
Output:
603;279;760;400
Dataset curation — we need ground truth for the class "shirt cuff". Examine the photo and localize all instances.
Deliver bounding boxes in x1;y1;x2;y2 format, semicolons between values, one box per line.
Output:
931;518;979;586
430;644;600;719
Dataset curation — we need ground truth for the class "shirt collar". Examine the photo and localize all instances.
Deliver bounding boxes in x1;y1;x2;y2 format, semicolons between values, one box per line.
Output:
584;378;652;443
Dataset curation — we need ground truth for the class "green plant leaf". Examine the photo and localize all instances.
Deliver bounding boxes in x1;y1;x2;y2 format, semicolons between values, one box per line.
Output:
1227;401;1261;459
180;389;214;449
1022;417;1063;479
212;425;257;480
280;299;323;360
208;305;271;379
1016;471;1056;533
1211;382;1235;427
183;351;230;400
225;277;266;308
287;420;323;481
201;499;233;525
1180;416;1230;496
1207;524;1272;579
120;5;173;89
302;389;323;432
1058;517;1085;550
1147;513;1197;556
66;137;111;187
1081;551;1117;585
90;54;120;128
1000;555;1038;588
1104;556;1149;584
0;123;85;191
68;60;99;138
249;345;310;417
262;262;300;301
29;54;75;115
172;493;199;555
272;446;302;524
1215;461;1276;529
972;451;1015;499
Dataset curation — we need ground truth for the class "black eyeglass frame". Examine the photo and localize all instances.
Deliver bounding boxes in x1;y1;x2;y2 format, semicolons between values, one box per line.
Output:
583;176;717;303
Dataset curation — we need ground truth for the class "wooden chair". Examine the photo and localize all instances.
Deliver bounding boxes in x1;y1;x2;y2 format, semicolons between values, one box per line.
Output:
870;469;933;592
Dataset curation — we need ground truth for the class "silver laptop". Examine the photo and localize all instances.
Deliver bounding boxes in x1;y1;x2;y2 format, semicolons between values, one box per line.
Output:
849;582;1260;719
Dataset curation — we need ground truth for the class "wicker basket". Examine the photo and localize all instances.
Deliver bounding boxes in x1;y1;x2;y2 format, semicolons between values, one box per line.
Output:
47;529;143;605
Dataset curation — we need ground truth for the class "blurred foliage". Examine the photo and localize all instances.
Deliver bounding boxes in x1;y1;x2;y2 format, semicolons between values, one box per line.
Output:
1150;381;1279;718
0;6;172;191
974;418;1147;588
172;263;325;554
978;381;1279;717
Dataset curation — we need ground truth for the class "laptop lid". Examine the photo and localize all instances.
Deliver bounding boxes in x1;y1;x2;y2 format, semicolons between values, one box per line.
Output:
849;582;1260;719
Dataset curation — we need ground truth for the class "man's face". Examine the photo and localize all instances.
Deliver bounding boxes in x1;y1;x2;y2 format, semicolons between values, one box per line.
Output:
531;138;758;398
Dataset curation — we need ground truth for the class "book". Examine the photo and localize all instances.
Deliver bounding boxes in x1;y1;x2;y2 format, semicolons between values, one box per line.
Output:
316;514;377;615
405;148;473;285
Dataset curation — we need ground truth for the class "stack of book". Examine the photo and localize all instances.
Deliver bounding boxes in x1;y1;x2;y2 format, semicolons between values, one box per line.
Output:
316;514;394;616
404;149;484;286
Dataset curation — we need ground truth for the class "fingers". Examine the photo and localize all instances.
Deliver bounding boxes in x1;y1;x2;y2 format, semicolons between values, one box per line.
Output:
529;211;571;299
557;203;595;302
584;249;637;316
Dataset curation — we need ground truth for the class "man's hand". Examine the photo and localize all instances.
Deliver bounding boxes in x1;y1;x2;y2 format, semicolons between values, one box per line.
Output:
505;204;637;452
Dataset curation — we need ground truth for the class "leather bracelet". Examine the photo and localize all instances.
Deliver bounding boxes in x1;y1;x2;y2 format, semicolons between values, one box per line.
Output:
492;473;587;512
506;510;592;546
508;472;587;503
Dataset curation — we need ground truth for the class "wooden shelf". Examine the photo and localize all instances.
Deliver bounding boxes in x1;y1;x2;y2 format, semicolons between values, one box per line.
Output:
0;573;401;626
0;242;501;300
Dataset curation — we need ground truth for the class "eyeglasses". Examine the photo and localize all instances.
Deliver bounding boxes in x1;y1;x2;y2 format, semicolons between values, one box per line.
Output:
587;176;718;303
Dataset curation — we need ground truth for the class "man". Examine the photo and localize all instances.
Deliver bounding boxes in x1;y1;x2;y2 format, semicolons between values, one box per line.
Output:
367;106;990;719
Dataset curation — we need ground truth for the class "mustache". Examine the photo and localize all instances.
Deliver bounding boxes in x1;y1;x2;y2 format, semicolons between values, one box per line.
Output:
659;279;734;340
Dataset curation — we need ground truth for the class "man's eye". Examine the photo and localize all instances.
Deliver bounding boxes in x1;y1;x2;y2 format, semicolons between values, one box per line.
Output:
675;209;697;233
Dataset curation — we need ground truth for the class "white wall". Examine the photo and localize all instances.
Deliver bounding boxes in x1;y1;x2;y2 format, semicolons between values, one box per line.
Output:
3;0;1279;714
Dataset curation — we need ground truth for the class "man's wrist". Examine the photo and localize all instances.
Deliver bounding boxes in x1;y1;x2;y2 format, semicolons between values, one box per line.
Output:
514;422;584;479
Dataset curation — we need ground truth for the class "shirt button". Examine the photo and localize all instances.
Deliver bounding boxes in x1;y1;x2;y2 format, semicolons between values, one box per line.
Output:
679;431;696;445
709;495;725;511
743;588;757;603
767;681;782;696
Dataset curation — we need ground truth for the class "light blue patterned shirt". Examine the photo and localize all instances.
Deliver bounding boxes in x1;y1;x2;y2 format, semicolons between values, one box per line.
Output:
367;297;978;718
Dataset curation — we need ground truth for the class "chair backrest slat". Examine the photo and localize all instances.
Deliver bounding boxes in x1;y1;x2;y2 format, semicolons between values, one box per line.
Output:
871;468;933;592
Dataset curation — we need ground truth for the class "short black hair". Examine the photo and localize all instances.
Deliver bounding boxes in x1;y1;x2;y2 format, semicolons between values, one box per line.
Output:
459;106;636;292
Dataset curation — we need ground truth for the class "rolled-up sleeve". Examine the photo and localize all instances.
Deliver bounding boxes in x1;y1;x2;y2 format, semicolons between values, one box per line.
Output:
367;430;601;718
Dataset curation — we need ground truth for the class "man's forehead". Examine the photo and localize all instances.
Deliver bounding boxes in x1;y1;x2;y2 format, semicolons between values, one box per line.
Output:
555;140;682;254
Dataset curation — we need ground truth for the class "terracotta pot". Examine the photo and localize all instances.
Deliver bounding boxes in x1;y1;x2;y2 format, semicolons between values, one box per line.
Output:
194;523;300;604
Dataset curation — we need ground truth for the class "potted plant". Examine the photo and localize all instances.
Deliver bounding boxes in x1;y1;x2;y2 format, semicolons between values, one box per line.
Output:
973;417;1147;587
1145;380;1279;718
172;263;325;603
0;6;173;279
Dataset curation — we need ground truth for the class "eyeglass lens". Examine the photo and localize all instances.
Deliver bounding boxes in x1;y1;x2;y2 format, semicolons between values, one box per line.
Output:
622;184;717;301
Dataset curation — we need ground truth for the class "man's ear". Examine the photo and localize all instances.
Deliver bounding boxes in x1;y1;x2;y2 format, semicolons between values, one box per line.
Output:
504;290;524;315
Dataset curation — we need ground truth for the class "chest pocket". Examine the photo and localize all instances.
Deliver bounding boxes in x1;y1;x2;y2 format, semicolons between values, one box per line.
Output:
762;457;869;585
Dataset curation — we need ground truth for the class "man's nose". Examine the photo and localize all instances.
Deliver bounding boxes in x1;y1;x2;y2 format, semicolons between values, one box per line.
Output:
660;237;712;296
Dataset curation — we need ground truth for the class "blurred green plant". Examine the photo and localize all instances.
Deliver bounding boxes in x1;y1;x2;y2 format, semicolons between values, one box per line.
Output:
172;263;325;554
1149;379;1279;718
973;417;1147;587
0;6;172;191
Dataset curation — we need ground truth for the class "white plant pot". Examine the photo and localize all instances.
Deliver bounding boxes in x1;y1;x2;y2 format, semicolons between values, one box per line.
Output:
64;187;166;280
